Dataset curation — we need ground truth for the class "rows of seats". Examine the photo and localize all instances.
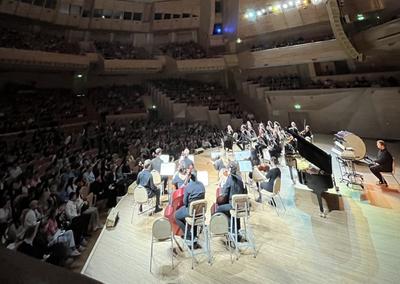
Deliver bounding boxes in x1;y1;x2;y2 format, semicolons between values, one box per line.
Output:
158;41;207;60
0;27;81;55
94;41;152;60
88;85;146;115
151;79;246;119
248;75;400;91
250;35;335;52
0;120;222;268
0;85;147;134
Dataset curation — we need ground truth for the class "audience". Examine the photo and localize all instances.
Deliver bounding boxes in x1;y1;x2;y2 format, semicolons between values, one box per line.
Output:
250;35;335;52
95;41;151;60
159;41;207;60
151;79;246;119
0;27;81;55
248;75;400;91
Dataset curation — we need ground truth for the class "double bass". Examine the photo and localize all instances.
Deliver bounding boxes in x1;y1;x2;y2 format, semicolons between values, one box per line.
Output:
164;165;193;236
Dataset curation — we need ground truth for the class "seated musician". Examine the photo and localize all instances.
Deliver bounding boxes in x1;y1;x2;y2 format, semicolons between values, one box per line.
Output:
151;148;168;192
256;158;281;205
369;140;393;186
236;124;249;151
180;148;194;170
172;166;186;190
300;125;313;141
136;160;162;213
212;153;226;172
215;162;246;240
174;172;205;249
288;121;299;135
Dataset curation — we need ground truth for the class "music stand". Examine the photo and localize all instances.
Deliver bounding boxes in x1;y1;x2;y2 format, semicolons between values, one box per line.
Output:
197;171;209;186
238;160;253;173
160;154;170;163
234;150;251;161
160;163;176;176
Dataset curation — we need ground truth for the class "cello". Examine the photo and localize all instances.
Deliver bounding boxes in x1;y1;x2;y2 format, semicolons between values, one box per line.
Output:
164;165;193;236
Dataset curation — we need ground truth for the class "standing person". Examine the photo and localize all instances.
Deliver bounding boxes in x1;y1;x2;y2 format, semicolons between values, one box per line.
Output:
136;160;162;213
174;172;205;249
369;140;393;186
215;162;246;239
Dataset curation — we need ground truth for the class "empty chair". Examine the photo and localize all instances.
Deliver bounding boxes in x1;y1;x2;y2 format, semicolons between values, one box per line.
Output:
207;212;232;264
128;181;138;195
260;177;286;215
150;217;174;272
229;194;256;259
184;199;209;269
381;159;400;187
131;185;155;223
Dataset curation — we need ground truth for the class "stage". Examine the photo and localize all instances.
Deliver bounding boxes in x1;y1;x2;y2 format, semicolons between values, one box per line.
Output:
81;135;400;284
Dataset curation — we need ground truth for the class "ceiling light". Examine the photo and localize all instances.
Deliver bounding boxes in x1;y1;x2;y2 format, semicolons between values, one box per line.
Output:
268;6;273;11
283;4;288;9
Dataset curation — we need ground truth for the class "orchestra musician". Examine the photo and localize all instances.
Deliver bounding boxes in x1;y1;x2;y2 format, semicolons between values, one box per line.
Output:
171;166;186;190
288;121;299;135
174;171;205;249
236;124;249;150
180;148;194;170
369;140;393;186
212;153;226;172
136;160;162;213
151;148;168;193
255;158;281;204
215;162;247;240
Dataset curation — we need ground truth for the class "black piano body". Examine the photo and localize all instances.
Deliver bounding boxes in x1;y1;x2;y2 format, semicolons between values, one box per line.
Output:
287;130;335;213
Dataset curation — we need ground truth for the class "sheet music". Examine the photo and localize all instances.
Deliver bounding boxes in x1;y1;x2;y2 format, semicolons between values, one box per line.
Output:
160;163;176;176
197;171;209;186
238;160;253;172
160;154;169;163
234;150;251;161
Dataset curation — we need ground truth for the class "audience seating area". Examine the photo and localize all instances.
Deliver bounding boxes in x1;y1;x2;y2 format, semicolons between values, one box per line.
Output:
88;85;146;115
151;79;246;119
159;41;207;60
248;75;400;91
0;27;81;55
0;85;147;134
94;41;152;60
250;35;335;52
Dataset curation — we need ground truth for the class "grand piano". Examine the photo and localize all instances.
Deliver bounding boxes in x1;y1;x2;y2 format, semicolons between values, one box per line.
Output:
286;130;336;217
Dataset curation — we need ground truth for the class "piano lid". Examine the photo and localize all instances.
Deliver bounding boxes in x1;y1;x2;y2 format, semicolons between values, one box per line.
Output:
287;129;332;175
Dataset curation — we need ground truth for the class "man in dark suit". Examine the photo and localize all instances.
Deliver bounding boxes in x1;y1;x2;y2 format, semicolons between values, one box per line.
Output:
369;140;393;186
151;148;168;192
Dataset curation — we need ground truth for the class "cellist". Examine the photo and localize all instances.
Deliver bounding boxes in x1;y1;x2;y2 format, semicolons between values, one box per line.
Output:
174;171;205;250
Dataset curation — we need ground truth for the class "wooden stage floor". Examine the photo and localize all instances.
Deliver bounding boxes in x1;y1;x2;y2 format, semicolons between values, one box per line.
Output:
82;136;400;284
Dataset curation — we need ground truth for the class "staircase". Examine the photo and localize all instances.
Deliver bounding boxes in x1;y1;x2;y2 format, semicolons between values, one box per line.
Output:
326;0;363;62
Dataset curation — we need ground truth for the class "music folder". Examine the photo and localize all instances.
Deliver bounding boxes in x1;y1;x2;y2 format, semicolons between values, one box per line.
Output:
160;163;176;176
210;151;221;160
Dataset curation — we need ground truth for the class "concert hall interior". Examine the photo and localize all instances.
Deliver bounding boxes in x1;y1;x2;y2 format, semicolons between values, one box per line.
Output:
0;0;400;283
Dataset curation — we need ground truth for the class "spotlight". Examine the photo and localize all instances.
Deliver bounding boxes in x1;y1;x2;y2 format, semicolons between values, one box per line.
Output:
296;0;301;5
244;13;249;19
275;4;282;10
261;8;266;13
256;10;262;16
289;1;294;6
294;104;301;110
77;74;83;78
248;11;254;18
268;6;273;11
152;105;156;109
283;4;288;9
236;38;242;44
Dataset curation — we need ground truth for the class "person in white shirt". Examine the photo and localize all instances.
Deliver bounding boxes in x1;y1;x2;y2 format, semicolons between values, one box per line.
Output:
24;200;42;229
65;192;90;247
83;166;95;184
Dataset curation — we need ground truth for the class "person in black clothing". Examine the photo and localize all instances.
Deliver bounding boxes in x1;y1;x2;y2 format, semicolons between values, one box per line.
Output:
369;140;393;185
256;157;281;204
